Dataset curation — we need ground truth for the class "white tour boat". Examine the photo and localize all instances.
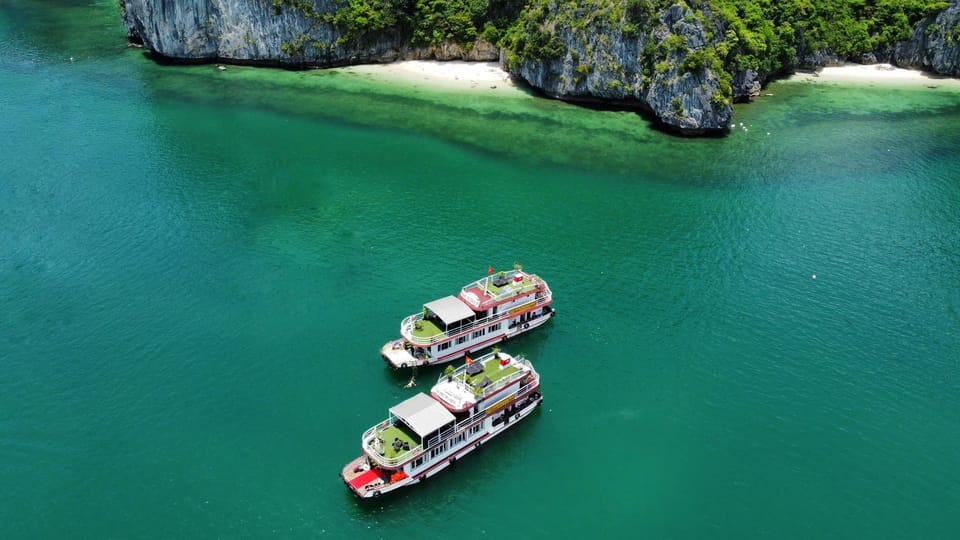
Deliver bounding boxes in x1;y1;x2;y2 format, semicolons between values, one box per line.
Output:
341;350;543;498
380;265;554;368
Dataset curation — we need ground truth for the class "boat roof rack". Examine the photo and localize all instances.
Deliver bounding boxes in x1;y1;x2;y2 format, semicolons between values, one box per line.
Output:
389;393;455;437
424;296;475;325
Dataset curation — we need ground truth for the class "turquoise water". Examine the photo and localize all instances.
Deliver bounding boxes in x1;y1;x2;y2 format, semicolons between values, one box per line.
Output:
3;1;960;537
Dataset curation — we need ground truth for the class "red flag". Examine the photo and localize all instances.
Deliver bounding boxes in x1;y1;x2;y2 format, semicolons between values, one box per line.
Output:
465;355;473;365
488;265;494;275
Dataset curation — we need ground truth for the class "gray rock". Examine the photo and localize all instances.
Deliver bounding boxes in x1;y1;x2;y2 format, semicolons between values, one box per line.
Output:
732;69;761;101
894;0;960;76
798;49;844;69
507;3;731;134
120;0;495;65
119;0;960;134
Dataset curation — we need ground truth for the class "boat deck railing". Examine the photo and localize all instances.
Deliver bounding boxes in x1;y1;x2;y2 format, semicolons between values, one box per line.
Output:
362;419;423;467
400;291;552;346
362;366;540;468
460;273;549;309
425;376;540;449
444;354;534;399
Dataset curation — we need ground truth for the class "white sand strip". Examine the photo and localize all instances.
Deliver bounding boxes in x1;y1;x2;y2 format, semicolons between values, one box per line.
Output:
337;60;960;94
786;63;959;87
338;60;521;93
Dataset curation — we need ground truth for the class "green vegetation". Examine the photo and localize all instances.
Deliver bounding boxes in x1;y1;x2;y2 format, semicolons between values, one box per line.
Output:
327;0;409;45
314;0;524;47
272;1;951;64
671;95;684;115
271;0;951;99
709;0;949;73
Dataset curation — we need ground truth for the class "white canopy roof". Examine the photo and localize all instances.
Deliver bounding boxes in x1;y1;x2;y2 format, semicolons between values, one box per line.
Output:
389;393;455;437
424;296;475;325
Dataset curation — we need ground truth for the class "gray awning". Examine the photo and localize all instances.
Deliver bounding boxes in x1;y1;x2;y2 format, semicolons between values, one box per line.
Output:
424;296;475;325
389;393;455;438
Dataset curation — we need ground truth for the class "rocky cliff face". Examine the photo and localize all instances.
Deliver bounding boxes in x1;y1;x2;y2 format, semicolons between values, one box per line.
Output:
508;4;731;134
776;2;960;79
120;0;497;65
121;1;960;135
893;0;960;76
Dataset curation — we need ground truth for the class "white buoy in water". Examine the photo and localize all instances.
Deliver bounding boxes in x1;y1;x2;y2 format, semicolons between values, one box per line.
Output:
812;274;817;280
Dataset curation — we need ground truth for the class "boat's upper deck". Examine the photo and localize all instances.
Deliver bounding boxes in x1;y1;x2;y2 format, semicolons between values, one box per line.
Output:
458;270;551;311
397;269;552;346
362;392;455;468
363;352;540;468
431;351;535;412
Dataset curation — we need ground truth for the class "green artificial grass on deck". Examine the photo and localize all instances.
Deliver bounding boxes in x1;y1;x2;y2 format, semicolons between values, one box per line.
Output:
467;357;520;388
411;319;445;339
378;424;419;460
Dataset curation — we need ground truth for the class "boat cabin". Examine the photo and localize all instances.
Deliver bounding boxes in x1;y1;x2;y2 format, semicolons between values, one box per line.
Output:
370;393;455;466
421;296;477;334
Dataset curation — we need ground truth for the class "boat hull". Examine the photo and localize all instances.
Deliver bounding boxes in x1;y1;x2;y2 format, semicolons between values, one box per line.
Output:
381;307;554;369
341;390;543;499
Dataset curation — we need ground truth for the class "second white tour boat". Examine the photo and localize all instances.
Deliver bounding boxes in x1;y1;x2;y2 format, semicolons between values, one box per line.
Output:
341;350;543;498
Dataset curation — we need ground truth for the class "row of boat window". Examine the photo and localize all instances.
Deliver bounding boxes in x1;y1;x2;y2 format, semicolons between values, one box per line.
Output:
417;430;477;468
436;323;503;351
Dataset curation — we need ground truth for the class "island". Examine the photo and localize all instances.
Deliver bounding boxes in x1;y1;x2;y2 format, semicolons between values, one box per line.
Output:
120;0;960;135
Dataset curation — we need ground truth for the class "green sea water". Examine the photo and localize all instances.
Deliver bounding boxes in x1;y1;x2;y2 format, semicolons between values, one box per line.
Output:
3;1;960;537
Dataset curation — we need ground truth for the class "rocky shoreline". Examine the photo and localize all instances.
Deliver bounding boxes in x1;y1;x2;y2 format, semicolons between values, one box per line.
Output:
120;0;960;135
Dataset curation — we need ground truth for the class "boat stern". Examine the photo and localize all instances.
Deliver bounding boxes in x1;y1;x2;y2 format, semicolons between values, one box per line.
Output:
341;456;387;498
380;340;423;369
341;455;416;499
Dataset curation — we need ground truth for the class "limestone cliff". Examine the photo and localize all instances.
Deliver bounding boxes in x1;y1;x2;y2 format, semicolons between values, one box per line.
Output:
506;4;732;134
119;0;497;65
121;1;960;135
761;1;960;83
893;0;960;77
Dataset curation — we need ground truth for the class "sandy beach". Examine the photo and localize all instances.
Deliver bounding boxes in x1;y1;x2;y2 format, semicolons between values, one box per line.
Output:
342;59;960;92
339;60;522;94
785;62;959;87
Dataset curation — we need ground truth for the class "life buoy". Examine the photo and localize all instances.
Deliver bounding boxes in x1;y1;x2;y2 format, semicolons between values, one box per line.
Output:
400;362;407;368
523;323;529;329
